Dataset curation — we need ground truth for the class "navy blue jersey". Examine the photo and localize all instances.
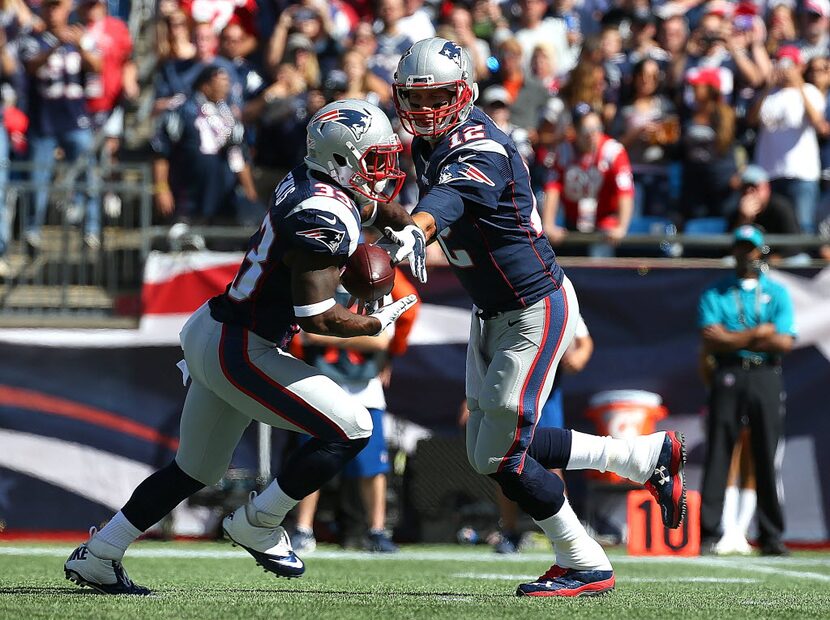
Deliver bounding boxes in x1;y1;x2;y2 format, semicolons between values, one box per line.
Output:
151;93;246;220
412;107;563;313
20;32;92;136
209;164;361;345
155;57;244;110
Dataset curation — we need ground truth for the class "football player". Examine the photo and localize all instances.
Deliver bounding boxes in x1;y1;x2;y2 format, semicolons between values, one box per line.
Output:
63;100;422;594
383;38;686;597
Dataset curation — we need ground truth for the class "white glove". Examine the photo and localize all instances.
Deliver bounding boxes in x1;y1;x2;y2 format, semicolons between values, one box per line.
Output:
377;225;428;283
369;294;417;336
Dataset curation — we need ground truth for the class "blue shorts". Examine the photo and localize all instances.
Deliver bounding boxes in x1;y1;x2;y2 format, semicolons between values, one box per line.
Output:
296;408;389;479
343;408;389;478
537;387;564;429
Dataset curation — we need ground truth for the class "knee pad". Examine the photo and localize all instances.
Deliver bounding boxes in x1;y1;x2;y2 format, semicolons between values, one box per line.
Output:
488;459;565;521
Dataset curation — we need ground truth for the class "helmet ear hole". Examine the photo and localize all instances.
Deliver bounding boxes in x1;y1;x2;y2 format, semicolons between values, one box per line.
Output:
333;153;347;166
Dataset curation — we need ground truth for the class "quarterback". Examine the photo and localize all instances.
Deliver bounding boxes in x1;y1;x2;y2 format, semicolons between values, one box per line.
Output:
383;38;686;597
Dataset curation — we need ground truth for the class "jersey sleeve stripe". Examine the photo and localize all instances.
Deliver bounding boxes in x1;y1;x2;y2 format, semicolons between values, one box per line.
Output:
436;138;509;169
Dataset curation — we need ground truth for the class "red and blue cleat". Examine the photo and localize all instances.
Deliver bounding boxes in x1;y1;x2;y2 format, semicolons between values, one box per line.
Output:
644;431;687;529
516;565;615;597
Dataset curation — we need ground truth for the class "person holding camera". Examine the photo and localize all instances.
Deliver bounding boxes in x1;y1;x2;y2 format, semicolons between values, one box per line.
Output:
614;57;679;219
750;45;825;233
727;165;803;261
698;225;797;556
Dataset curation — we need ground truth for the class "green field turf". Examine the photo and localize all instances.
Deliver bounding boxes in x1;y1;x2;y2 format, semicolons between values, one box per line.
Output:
1;542;828;619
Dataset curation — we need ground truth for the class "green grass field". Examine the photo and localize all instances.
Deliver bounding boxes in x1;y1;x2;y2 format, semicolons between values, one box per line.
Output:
1;542;828;619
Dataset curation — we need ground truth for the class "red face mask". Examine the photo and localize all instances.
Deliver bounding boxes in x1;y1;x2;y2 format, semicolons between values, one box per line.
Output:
393;81;473;138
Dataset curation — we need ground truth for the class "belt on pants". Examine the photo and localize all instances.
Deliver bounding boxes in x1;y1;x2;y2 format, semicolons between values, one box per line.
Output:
716;355;781;370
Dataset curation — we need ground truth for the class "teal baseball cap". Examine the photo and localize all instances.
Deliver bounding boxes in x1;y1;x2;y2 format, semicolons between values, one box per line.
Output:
733;225;765;248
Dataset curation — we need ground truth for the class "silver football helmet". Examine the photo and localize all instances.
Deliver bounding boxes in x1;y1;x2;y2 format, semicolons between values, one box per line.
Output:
305;99;405;204
393;37;479;138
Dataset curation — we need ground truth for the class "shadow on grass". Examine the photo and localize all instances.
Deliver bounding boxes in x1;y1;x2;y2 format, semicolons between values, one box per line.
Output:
198;588;514;599
0;587;97;596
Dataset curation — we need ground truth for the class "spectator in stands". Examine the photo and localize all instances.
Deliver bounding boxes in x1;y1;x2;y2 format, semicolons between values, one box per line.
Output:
684;12;736;104
796;0;830;63
613;57;680;219
151;65;258;244
154;21;242;115
266;2;340;78
444;5;490;81
597;24;625;118
559;57;609;124
542;103;634;256
658;14;690;104
155;9;196;64
531;97;568;193
479;85;533;162
0;21;18;277
78;0;137;149
348;20;394;90
372;0;414;84
341;49;388;106
468;0;506;40
285;33;321;89
248;62;318;197
699;225;796;557
530;43;560;95
728;165;803;260
750;45;825;233
180;0;258;58
21;0;103;251
680;67;738;220
765;2;797;60
398;0;435;43
625;9;669;71
514;0;576;75
220;22;266;126
805;55;830;220
481;37;549;132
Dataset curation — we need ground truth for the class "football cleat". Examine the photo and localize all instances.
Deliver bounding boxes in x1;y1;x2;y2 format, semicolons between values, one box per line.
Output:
290;527;317;553
516;565;615;597
64;528;151;595
222;497;305;578
366;529;399;553
493;532;520;555
644;431;687;529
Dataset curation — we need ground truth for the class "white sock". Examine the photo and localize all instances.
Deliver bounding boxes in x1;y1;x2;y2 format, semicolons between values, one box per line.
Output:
534;500;612;571
567;430;663;484
719;485;739;538
88;511;142;560
249;480;299;527
736;488;757;538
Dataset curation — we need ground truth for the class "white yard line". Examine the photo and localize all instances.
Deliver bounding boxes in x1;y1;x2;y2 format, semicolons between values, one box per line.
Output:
451;573;761;584
1;545;829;582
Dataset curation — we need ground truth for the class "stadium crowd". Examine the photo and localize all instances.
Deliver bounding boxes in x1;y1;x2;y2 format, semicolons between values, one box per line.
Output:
1;0;830;264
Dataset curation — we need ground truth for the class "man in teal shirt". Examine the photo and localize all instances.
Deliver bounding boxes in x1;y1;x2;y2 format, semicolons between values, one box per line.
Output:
698;225;796;556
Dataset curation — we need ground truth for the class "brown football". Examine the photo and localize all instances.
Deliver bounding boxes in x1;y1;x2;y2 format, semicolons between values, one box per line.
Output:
341;243;395;302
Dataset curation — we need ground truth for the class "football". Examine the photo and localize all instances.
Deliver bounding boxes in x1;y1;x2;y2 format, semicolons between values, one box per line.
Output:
341;243;395;302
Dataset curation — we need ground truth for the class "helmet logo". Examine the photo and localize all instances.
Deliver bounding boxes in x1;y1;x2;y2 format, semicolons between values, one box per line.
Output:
315;107;373;141
438;41;464;69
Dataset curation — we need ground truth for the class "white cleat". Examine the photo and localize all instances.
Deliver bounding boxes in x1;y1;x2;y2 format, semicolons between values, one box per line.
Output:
64;527;150;595
222;493;305;578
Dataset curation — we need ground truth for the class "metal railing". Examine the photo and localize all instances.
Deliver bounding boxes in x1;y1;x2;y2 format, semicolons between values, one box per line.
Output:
0;161;152;324
1;163;828;324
